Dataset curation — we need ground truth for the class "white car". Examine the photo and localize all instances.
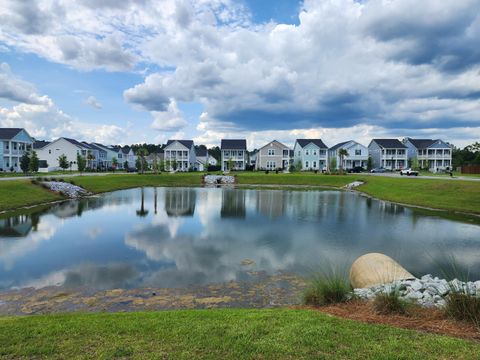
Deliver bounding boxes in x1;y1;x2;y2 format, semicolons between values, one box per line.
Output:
400;168;419;176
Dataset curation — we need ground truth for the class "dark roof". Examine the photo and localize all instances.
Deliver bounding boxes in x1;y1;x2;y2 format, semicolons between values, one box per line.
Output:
166;140;194;149
406;138;436;149
329;141;351;151
110;145;122;152
295;139;328;149
90;143;109;152
33;140;50;149
80;141;94;149
121;146;131;155
195;148;207;157
62;137;89;149
0;128;23;140
221;139;247;150
372;139;407;148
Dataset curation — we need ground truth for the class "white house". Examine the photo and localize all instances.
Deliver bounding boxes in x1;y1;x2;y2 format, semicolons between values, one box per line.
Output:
0;128;34;172
368;139;408;170
293;139;328;171
255;140;291;170
328;140;368;170
195;147;210;171
221;139;247;171
35;137;95;171
402;138;452;172
164;140;196;171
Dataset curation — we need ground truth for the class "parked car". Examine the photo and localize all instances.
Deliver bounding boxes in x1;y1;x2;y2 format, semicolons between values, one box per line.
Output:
348;166;365;173
370;167;386;173
400;168;419;176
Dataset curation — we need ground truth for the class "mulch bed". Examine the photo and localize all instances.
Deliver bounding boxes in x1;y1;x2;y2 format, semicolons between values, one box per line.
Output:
303;300;480;341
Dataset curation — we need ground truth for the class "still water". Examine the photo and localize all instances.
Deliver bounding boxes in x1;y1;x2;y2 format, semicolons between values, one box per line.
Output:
1;187;479;291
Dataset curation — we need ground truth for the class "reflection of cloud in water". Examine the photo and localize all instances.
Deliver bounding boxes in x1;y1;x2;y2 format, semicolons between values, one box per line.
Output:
0;217;59;271
85;226;103;240
21;263;138;290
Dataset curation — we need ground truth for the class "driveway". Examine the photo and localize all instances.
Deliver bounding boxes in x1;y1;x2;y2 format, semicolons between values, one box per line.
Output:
361;172;480;182
0;172;127;181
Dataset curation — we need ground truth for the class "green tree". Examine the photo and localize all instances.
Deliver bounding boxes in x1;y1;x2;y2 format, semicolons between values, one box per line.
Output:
136;148;149;174
29;151;39;173
329;157;337;172
111;157;118;172
20;152;30;174
172;159;178;171
227;158;234;171
87;153;96;170
338;148;348;172
367;156;373;171
123;160;129;170
58;154;69;171
411;156;419;170
159;159;165;172
77;154;86;173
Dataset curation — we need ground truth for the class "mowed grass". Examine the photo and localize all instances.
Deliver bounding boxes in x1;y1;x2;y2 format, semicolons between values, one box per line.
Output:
1;309;479;359
0;180;63;212
235;172;354;187
357;176;480;214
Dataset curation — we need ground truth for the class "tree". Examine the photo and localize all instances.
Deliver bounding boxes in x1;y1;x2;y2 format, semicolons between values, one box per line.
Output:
329;157;337;172
29;151;39;173
227;158;234;171
77;154;86;173
136;147;149;174
135;157;142;172
172;159;178;171
338;148;349;172
411;156;419;170
208;146;221;161
159;159;165;172
367;156;373;171
58;154;69;171
87;153;96;170
20;152;30;174
136;188;149;217
123;160;129;170
112;157;118;172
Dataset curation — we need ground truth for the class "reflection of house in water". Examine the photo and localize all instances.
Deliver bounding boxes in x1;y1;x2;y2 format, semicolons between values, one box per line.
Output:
378;201;405;215
221;189;246;218
256;191;285;219
51;201;86;218
0;214;35;237
165;188;196;217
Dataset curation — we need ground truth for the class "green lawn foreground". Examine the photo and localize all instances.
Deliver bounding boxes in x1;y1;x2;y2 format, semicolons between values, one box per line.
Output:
0;180;62;212
0;309;478;359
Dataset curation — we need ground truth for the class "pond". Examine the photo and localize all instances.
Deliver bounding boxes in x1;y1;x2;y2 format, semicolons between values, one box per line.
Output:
1;187;480;293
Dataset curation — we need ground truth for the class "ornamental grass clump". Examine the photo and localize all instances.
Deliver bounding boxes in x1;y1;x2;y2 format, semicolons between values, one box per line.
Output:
303;270;352;306
373;288;409;315
445;292;480;328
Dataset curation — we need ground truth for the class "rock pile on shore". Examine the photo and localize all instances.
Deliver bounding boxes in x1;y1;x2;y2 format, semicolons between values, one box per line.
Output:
44;181;90;198
203;175;236;185
354;274;480;308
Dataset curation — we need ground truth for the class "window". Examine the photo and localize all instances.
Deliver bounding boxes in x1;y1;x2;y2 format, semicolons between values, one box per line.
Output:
238;151;243;157
49;150;52;154
297;151;301;156
224;151;229;157
305;150;309;156
267;160;276;169
305;161;309;168
313;150;317;156
283;150;289;157
355;149;361;155
268;149;275;156
313;161;317;168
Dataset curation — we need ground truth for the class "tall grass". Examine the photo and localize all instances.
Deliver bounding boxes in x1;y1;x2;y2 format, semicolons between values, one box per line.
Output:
373;286;409;315
303;267;352;306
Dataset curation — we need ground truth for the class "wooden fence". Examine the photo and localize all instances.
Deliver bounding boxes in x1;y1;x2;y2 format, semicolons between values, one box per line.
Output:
461;165;480;174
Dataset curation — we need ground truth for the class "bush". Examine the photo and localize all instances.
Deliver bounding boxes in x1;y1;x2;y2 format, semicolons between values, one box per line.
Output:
303;271;352;306
445;293;480;328
373;290;409;315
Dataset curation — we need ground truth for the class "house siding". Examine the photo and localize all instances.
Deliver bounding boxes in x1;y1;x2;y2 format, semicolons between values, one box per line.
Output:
293;142;327;170
256;141;291;170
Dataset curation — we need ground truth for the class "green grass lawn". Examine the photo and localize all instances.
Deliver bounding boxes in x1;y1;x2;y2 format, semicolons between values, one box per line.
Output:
0;180;63;212
0;309;478;359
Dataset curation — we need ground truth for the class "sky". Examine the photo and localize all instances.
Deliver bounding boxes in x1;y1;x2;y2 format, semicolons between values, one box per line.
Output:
0;0;479;148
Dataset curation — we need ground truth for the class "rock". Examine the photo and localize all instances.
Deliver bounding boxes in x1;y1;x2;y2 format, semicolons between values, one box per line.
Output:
449;279;464;293
410;280;423;292
43;181;90;198
349;253;415;289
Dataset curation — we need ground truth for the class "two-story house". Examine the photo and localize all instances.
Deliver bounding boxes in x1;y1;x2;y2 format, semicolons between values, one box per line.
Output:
195;147;210;171
0;128;34;172
36;137;94;171
255;140;291;170
402;138;452;172
164;140;196;171
221;139;247;171
293;139;328;171
368;139;408;170
328;140;368;170
89;143;113;170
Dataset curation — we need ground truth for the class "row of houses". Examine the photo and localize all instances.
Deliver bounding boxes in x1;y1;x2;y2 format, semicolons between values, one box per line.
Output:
0;127;452;173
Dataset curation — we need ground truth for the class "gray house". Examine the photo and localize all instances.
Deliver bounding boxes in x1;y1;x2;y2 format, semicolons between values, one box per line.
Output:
402;138;452;172
368;139;407;170
328;140;368;170
164;140;196;171
255;140;291;170
0;128;34;172
221;139;247;171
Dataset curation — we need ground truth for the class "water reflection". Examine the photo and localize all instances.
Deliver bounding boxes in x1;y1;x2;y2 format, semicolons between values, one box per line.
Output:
0;188;479;291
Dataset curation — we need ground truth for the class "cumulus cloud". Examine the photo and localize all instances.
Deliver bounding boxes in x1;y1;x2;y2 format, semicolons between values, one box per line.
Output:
85;95;102;109
0;63;48;104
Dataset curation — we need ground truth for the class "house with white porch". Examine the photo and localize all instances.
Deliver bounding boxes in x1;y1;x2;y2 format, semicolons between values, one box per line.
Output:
221;139;247;171
293;139;328;171
195;147;210;171
402;138;452;172
89;143;114;170
36;137;95;171
0;128;34;172
368;139;408;170
328;140;368;171
255;140;291;170
164;140;196;171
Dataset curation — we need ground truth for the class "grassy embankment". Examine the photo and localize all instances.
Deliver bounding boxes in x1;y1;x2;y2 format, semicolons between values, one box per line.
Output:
1;309;479;359
0;180;63;212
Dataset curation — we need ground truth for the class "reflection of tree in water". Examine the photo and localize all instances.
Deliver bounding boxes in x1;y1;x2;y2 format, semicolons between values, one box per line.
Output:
255;190;285;219
221;189;246;218
136;188;149;217
165;188;196;217
0;214;34;237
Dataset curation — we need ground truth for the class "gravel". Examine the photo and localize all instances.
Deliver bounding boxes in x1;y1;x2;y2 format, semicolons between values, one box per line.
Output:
43;181;91;198
203;175;236;185
354;274;480;308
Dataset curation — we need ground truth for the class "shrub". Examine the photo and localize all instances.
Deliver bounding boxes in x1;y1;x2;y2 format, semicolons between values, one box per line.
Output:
303;271;352;306
445;293;480;328
373;290;409;315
